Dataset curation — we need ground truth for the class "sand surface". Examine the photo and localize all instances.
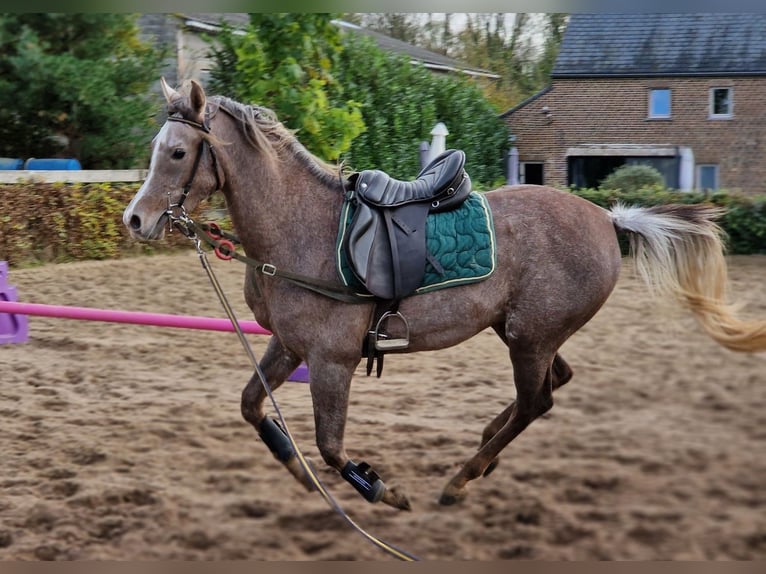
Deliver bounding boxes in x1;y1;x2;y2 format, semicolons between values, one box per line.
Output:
1;252;764;560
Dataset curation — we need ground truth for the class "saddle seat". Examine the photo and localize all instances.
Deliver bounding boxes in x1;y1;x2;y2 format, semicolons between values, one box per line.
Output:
352;149;469;211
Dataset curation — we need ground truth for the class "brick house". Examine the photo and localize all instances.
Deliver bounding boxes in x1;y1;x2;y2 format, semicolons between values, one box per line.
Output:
501;14;766;193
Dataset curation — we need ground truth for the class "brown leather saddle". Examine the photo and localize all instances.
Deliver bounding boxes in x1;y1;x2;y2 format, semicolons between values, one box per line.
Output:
344;149;472;303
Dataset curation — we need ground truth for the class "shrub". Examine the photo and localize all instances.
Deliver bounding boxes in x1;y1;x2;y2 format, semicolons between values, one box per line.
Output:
0;182;191;267
570;186;766;255
599;164;665;191
209;16;510;186
336;34;509;185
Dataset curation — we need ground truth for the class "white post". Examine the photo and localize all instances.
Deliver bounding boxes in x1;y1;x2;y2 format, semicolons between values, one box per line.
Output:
678;146;695;191
507;147;519;185
428;122;449;163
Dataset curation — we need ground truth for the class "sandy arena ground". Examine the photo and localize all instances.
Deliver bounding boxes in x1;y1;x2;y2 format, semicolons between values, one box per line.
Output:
0;252;764;560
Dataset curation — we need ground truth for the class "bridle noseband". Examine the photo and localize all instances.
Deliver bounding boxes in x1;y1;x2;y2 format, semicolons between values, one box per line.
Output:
165;113;223;214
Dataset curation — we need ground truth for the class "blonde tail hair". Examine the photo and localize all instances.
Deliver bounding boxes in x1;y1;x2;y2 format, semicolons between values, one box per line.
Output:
609;203;766;353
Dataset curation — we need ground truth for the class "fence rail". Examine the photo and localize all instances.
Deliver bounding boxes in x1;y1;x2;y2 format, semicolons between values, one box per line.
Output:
0;170;147;184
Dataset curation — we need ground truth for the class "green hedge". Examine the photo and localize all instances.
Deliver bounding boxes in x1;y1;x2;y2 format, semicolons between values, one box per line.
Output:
571;186;766;255
335;34;510;186
2;182;764;268
0;182;192;267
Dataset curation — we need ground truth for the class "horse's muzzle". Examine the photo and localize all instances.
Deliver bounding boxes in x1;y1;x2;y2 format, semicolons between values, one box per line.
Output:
123;208;167;241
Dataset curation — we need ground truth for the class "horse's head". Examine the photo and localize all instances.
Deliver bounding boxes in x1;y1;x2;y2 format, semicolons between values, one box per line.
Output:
123;77;224;240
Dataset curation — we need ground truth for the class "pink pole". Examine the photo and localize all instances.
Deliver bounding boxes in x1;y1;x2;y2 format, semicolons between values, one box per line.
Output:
0;300;271;336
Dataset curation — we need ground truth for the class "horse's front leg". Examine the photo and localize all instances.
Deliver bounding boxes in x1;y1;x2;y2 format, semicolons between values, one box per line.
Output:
240;336;314;491
309;357;412;511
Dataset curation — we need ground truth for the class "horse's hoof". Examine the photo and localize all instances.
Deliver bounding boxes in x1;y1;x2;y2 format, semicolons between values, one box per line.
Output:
438;487;467;506
381;485;411;511
483;458;499;477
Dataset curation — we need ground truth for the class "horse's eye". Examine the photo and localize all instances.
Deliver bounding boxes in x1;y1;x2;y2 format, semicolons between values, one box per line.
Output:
171;148;186;160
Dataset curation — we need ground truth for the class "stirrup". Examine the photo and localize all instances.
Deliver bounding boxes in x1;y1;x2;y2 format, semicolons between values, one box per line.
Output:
373;310;410;351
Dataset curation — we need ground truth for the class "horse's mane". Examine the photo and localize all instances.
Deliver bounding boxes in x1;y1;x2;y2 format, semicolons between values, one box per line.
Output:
209;95;346;189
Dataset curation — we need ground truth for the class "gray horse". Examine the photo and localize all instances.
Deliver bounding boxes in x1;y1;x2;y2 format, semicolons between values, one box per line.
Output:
123;79;766;510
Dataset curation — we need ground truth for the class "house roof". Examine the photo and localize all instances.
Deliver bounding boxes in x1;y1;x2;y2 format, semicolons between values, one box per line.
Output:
499;85;552;118
552;13;766;78
179;14;499;80
333;20;500;79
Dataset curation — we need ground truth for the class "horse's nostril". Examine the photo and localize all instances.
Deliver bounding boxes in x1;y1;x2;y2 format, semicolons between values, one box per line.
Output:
129;215;142;231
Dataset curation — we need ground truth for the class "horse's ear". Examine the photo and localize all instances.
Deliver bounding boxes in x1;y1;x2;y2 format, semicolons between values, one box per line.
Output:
160;76;180;105
189;80;207;123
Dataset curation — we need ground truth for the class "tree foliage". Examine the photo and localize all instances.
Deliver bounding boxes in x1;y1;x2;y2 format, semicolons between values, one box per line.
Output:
0;14;163;168
350;13;568;112
208;15;509;185
207;13;365;161
336;35;509;184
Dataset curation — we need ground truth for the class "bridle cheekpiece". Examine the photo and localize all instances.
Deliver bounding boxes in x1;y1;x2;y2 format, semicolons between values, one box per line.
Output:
164;111;223;232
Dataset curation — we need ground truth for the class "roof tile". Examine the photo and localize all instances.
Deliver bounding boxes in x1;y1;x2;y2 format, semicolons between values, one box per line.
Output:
553;14;766;77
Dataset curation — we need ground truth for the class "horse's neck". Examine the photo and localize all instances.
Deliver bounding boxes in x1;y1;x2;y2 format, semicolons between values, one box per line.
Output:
223;151;344;275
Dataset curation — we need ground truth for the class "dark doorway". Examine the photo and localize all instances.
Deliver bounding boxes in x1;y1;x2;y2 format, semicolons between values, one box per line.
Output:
568;156;626;188
521;162;544;184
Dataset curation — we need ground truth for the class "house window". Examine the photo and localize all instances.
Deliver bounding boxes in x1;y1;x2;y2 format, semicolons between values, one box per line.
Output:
648;88;671;119
709;87;733;119
520;162;544;185
697;164;718;190
697;165;719;190
567;156;680;189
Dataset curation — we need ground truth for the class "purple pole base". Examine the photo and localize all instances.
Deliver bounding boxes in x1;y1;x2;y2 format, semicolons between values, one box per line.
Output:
288;363;309;383
0;261;28;345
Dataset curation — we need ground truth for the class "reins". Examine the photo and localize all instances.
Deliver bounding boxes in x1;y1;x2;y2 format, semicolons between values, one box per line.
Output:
191;219;372;304
163;117;418;561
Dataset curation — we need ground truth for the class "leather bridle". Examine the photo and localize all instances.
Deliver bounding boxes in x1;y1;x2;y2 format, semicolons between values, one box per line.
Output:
165;113;224;212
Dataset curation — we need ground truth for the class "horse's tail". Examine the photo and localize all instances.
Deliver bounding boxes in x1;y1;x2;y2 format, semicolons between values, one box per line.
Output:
608;202;766;353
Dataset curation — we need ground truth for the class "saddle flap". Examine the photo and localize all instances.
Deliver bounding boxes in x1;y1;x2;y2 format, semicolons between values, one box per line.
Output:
345;202;380;286
345;202;430;300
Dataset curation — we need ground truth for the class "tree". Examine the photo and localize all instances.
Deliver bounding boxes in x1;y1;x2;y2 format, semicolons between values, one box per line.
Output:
348;13;569;112
537;14;568;82
336;35;509;185
352;13;423;46
0;14;163;168
452;13;569;111
207;13;364;161
207;14;509;186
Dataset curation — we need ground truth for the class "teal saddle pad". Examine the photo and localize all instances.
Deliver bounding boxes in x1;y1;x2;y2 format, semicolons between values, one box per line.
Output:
336;191;496;296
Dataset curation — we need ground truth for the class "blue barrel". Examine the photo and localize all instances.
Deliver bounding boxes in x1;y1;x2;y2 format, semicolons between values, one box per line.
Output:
0;158;24;170
24;158;82;170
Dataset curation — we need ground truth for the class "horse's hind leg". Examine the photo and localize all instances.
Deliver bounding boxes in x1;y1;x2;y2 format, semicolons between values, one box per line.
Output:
440;346;557;505
480;346;573;477
240;337;313;491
